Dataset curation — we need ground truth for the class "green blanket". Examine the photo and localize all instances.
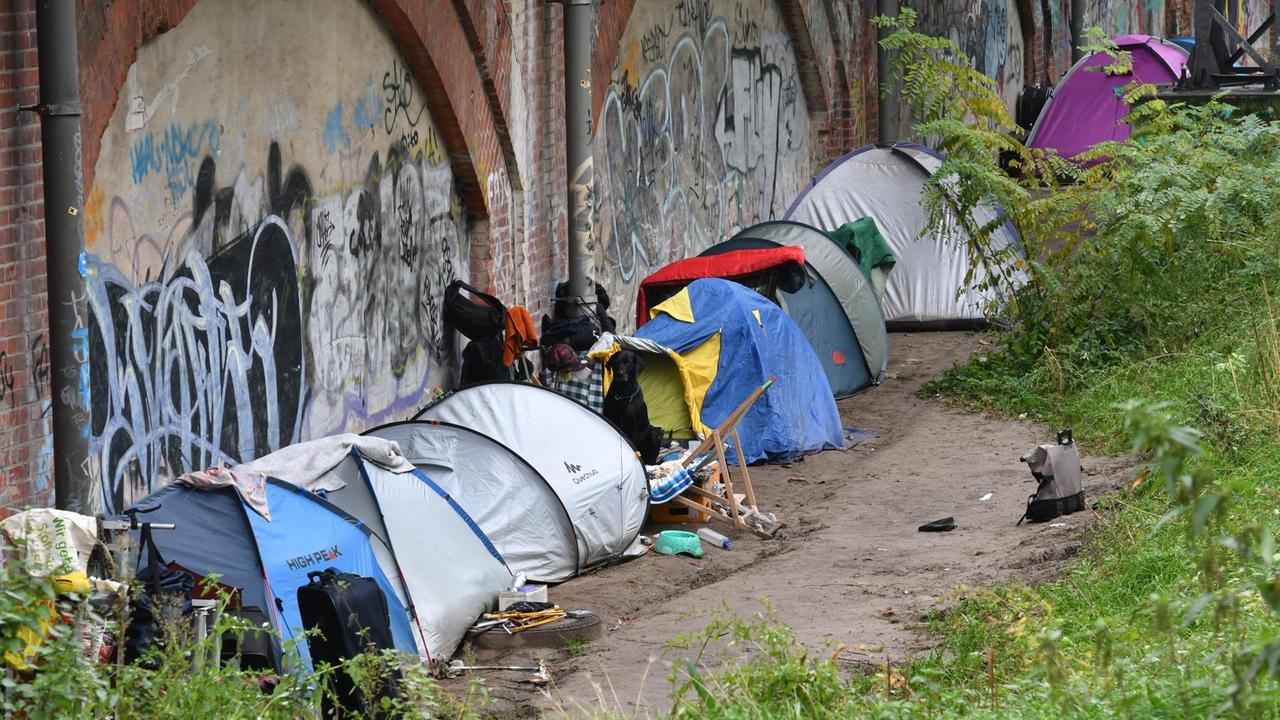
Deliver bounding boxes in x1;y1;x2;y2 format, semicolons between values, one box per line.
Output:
827;217;896;299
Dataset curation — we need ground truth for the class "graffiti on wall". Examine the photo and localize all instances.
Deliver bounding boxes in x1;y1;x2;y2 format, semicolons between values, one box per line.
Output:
86;0;468;511
915;0;1025;114
89;136;465;511
1080;0;1164;37
598;0;810;325
304;145;463;441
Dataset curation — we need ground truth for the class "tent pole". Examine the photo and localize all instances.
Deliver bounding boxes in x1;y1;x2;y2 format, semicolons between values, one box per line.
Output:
561;0;594;317
876;0;900;144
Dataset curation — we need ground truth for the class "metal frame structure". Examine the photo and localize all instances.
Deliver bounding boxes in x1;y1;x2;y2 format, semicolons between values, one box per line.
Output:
1185;0;1279;89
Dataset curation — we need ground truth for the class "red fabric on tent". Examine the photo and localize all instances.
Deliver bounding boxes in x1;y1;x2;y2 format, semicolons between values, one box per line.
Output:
636;246;806;327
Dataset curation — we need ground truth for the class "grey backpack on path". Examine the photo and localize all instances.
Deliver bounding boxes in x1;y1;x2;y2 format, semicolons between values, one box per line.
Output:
1018;429;1084;524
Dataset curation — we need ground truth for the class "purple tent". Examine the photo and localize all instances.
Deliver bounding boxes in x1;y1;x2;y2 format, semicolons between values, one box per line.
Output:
1027;35;1187;162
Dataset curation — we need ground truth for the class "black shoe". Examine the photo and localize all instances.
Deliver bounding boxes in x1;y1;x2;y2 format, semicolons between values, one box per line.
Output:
918;517;956;532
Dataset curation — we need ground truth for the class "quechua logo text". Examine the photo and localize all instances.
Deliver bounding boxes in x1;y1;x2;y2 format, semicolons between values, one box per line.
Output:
564;461;598;484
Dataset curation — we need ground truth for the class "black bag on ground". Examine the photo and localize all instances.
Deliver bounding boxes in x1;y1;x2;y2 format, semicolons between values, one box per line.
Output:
123;524;195;666
1018;429;1085;524
298;568;400;718
443;279;506;341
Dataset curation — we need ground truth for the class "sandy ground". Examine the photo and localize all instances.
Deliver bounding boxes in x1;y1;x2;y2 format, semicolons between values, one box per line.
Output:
449;332;1132;717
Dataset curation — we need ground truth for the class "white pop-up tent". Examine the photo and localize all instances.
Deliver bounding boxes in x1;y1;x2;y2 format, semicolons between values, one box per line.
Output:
154;435;514;667
414;382;650;570
785;142;1025;327
317;454;512;664
362;420;581;583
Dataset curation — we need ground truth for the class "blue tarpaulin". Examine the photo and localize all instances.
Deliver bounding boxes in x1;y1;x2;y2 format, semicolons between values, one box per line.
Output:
636;278;845;463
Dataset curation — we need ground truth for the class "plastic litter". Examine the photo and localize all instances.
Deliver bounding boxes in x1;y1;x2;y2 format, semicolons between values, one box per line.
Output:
696;527;731;549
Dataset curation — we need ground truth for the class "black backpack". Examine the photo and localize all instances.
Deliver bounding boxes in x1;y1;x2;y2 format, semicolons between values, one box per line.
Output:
123;524;195;667
443;280;506;341
460;337;510;385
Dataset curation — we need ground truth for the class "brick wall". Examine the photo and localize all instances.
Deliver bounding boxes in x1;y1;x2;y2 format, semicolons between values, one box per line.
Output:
0;0;54;515
516;0;568;322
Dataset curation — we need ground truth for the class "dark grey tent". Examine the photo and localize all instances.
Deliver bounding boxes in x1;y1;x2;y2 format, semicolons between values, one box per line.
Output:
700;220;888;397
361;420;581;583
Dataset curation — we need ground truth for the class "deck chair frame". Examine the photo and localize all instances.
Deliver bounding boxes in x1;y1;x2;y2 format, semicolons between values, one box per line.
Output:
666;376;783;538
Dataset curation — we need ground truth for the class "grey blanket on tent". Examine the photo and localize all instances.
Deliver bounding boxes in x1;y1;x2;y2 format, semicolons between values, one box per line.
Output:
177;435;416;520
233;434;415;492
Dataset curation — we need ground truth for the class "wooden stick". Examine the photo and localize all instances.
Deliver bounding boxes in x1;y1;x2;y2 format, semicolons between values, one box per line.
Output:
713;431;742;530
987;648;997;709
730;428;758;510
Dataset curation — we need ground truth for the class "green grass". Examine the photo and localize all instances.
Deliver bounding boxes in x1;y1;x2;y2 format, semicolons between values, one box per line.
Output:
637;331;1280;718
563;634;591;658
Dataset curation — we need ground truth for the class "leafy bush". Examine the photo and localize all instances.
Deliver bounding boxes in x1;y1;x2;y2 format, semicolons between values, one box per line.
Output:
0;560;475;718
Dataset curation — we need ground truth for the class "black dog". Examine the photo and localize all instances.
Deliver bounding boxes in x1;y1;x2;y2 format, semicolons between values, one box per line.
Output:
603;351;663;464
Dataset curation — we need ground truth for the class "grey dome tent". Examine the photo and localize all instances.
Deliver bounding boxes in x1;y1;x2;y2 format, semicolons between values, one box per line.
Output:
414;382;649;570
361;420;581;583
700;220;888;397
784;143;1025;327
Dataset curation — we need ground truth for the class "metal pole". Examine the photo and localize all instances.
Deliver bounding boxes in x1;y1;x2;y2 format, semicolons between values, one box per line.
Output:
1070;0;1085;63
876;0;899;144
563;0;593;317
34;0;92;513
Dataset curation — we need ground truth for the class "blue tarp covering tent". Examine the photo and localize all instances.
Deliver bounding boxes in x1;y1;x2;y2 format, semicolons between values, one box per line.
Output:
131;479;418;669
634;278;844;463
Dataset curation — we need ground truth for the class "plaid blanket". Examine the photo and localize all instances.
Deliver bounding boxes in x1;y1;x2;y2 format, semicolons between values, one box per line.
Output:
548;354;604;412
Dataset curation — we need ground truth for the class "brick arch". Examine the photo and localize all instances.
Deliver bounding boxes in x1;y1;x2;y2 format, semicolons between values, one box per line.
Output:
74;0;505;219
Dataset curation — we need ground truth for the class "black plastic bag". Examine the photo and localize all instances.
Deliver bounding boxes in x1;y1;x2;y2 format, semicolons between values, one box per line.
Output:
123;525;195;666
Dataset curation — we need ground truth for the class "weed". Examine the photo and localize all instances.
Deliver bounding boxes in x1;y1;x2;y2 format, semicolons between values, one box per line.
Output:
563;634;591;657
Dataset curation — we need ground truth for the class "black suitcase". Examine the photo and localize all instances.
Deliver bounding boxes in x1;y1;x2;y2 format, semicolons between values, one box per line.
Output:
297;568;400;718
219;606;279;672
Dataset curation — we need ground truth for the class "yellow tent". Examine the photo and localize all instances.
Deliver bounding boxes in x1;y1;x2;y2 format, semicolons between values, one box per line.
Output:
587;327;720;441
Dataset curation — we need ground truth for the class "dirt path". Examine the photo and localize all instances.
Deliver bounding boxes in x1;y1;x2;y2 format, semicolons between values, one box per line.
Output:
456;332;1131;717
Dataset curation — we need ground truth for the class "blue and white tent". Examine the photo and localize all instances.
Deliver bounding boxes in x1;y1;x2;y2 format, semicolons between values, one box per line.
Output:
131;443;512;668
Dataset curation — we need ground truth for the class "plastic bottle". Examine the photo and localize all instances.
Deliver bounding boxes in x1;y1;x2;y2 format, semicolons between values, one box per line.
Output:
697;527;731;549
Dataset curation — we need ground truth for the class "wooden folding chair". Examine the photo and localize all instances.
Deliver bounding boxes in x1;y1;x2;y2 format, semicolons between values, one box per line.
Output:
665;377;783;538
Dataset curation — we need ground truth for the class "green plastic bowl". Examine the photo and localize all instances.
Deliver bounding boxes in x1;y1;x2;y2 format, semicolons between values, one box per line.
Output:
654;530;703;558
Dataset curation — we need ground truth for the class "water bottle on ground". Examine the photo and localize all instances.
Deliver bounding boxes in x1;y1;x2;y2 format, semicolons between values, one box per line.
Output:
697;527;731;549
